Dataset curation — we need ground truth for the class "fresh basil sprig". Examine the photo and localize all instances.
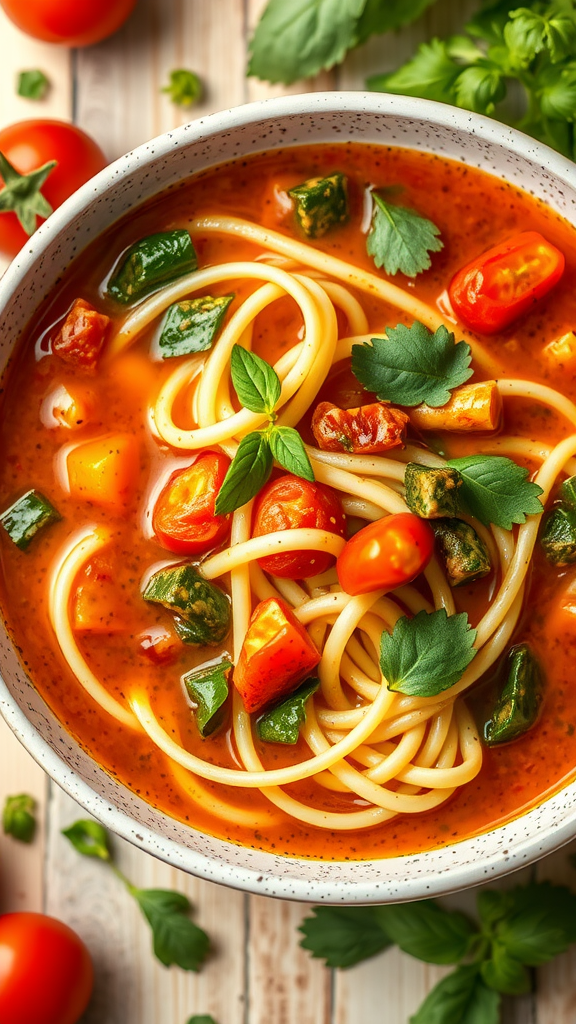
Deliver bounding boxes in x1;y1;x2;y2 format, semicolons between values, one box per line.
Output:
367;192;443;277
215;345;313;515
380;608;477;697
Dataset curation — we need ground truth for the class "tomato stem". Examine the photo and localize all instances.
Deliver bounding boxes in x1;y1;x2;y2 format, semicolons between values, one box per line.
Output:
0;150;56;236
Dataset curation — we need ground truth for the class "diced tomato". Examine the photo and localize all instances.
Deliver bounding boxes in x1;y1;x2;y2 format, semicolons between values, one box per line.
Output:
72;559;125;632
234;597;320;713
53;298;111;372
152;452;231;555
337;512;435;596
312;401;409;454
137;626;181;665
66;433;138;509
449;231;565;334
252;474;346;580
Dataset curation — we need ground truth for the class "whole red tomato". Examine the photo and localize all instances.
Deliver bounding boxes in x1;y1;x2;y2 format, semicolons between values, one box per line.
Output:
337;512;435;596
0;912;93;1024
0;0;137;46
0;120;106;257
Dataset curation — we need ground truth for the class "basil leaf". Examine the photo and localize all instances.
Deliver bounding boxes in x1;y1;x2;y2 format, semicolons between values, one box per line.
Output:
380;608;477;697
374;900;476;965
299;906;391;967
354;0;436;46
258;678;319;744
230;345;281;415
17;69;49;100
410;965;500;1024
2;794;36;844
476;889;508;930
162;68;202;107
351;322;472;408
446;455;544;530
269;425;314;481
366;192;443;278
368;39;460;103
215;432;273;515
62;819;112;861
480;945;531;996
131;888;210;971
493;881;576;965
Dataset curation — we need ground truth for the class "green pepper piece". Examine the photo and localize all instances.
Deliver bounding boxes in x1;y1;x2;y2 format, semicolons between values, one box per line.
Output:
143;564;230;646
433;518;491;587
0;489;61;551
484;644;544;746
257;678;319;745
184;659;232;737
157;294;234;359
107;230;198;304
404;464;463;519
541;506;576;566
288;173;348;239
2;793;36;843
560;475;576;511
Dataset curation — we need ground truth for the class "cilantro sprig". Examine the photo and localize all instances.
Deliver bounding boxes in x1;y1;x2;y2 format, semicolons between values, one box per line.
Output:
447;455;544;530
215;345;313;515
367;192;443;277
62;819;210;972
380;608;478;697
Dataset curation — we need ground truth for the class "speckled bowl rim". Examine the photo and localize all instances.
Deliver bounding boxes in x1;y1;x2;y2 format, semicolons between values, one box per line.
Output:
2;92;576;903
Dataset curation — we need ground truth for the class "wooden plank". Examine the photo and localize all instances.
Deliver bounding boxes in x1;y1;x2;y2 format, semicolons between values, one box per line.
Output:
0;718;47;912
335;948;449;1024
0;7;72;129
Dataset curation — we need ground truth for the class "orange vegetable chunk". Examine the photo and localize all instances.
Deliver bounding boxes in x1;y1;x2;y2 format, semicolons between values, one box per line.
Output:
67;433;138;509
72;558;126;633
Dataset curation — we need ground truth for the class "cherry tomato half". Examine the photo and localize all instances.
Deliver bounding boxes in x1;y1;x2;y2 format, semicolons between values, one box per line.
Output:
0;120;106;257
0;0;136;46
0;912;93;1024
253;474;346;579
337;513;435;596
449;231;565;334
153;452;231;555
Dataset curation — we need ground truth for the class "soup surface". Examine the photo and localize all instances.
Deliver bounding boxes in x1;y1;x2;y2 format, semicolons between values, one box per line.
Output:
2;142;576;861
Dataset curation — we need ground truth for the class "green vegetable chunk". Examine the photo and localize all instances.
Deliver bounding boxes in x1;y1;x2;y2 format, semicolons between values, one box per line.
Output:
2;794;36;844
143;565;230;646
560;475;576;511
288;172;348;238
484;644;544;746
0;489;60;550
433;518;491;588
157;295;234;358
404;464;463;518
184;659;232;737
107;230;198;304
257;678;319;744
541;505;576;566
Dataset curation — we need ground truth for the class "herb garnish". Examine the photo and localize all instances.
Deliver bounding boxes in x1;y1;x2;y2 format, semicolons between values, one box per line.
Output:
2;793;36;843
351;322;472;408
63;819;210;971
380;608;477;697
17;69;49;100
215;346;313;515
162;69;202;107
366;192;443;277
447;454;544;530
186;1018;219;1024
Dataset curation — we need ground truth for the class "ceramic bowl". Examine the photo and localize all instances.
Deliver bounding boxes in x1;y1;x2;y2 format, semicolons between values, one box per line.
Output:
2;93;576;903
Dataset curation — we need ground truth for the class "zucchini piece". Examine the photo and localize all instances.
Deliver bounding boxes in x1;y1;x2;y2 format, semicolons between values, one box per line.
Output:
433;518;491;587
157;294;234;359
484;644;544;746
107;230;198;304
257;678;319;745
143;564;230;646
541;506;576;566
404;464;463;519
0;489;61;551
184;659;232;737
560;475;576;511
288;173;348;239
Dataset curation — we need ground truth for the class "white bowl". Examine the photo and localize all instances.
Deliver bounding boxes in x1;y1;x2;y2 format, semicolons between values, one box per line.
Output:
2;92;576;903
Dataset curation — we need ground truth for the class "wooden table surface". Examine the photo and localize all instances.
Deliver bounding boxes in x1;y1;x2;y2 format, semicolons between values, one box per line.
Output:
1;3;576;1022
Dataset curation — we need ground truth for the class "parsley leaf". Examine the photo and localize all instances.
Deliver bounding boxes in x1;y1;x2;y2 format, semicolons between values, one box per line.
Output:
447;455;544;530
130;887;210;971
374;901;476;965
366;192;443;278
215;432;273;515
351;322;472;408
230;344;281;416
17;69;49;100
62;819;111;860
353;0;436;45
368;39;461;103
454;63;506;114
380;608;477;697
162;69;202;107
410;965;500;1024
539;63;576;120
269;425;314;481
2;794;36;844
299;906;392;967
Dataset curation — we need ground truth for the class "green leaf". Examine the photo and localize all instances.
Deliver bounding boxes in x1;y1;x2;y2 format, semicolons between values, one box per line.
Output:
162;68;202;107
380;608;477;697
351;322;472;408
258;678;319;744
539;64;576;121
494;881;576;965
368;39;461;103
131;888;210;971
0;151;55;236
504;10;548;67
466;0;513;44
374;900;476;965
454;64;506;114
186;1018;218;1024
248;0;367;85
476;889;508;930
410;965;500;1024
545;11;576;63
17;69;49;100
184;660;232;737
299;906;392;968
354;0;436;45
446;455;544;530
61;819;112;861
214;432;273;515
269;426;314;481
480;945;531;995
2;794;36;844
366;192;443;278
230;345;281;415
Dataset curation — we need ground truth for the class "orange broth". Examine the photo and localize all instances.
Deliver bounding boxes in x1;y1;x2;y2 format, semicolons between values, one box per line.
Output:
2;142;576;860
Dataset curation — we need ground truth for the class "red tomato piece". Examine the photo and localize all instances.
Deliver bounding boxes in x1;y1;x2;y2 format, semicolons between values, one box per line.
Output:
0;912;93;1024
234;597;321;713
252;474;346;579
337;513;435;596
138;626;181;665
0;0;136;46
312;401;409;454
152;453;231;555
53;298;111;373
449;231;565;334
